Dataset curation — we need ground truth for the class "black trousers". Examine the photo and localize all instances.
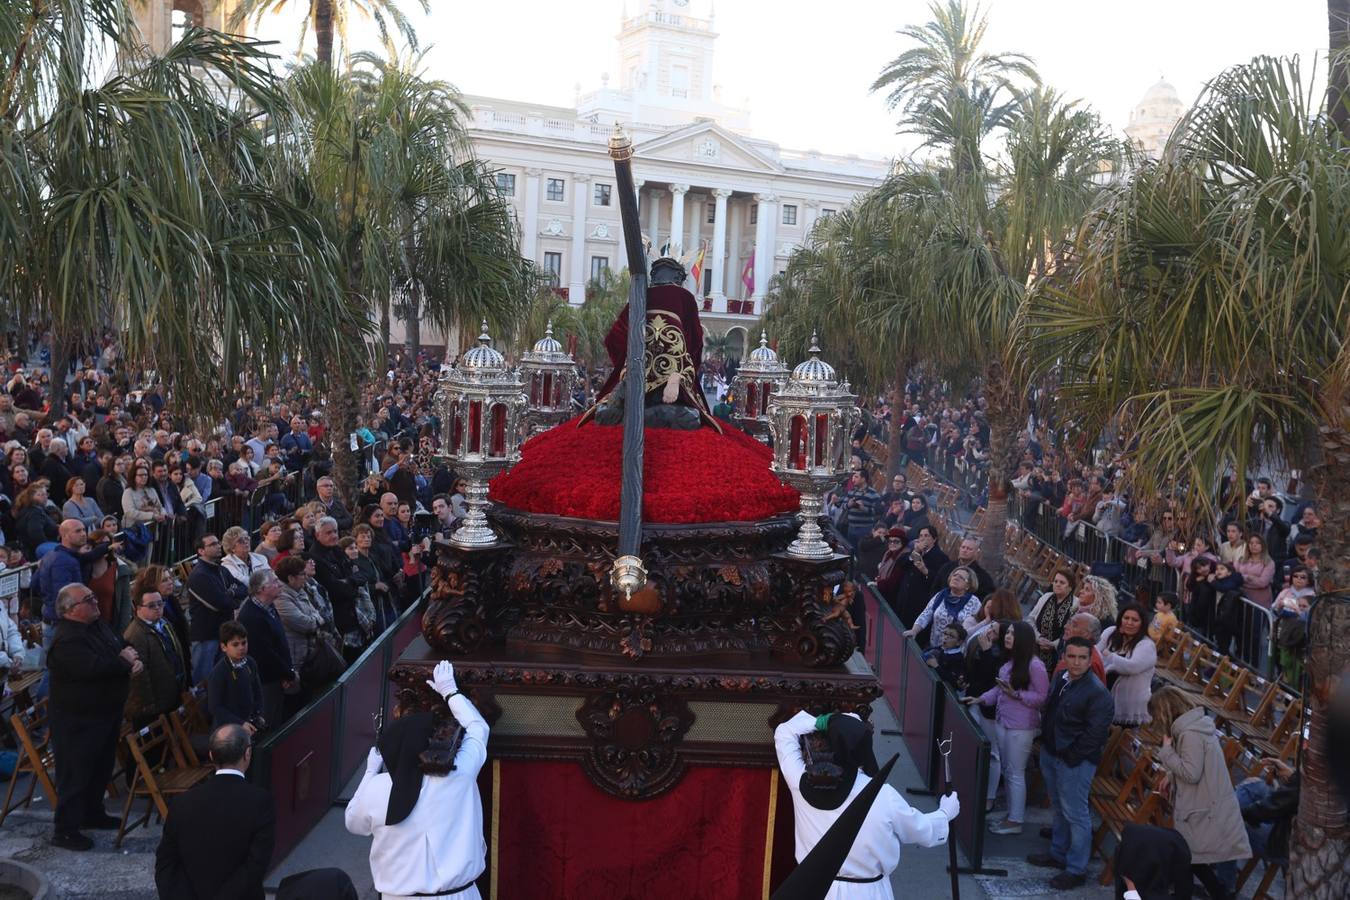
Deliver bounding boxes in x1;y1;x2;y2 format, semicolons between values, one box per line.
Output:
50;710;122;834
1192;863;1232;900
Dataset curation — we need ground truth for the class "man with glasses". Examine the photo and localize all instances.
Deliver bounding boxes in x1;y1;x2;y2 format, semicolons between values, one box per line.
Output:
186;532;247;684
123;585;188;730
47;583;141;851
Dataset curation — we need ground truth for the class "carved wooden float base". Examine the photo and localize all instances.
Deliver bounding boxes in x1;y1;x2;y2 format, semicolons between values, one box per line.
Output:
389;636;881;801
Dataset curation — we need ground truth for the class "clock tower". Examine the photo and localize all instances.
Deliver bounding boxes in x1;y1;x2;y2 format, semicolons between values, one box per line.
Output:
617;0;717;105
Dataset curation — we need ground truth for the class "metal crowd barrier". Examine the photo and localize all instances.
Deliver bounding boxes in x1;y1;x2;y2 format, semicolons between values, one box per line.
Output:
251;598;426;867
863;583;992;870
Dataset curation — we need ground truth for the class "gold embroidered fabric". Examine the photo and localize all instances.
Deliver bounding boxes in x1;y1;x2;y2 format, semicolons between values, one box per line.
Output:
644;313;696;396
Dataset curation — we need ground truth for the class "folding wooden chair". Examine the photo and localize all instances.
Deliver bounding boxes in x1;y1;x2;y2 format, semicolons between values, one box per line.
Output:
1198;656;1251;714
167;705;205;767
1092;761;1169;885
1;700;57;825
1236;857;1285;900
115;716;212;847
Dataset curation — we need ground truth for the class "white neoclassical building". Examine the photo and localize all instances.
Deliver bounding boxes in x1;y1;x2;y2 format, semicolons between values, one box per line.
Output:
1125;78;1185;160
465;0;890;351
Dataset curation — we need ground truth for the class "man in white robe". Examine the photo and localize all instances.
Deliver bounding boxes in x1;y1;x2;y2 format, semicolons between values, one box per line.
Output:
345;660;489;899
774;710;960;899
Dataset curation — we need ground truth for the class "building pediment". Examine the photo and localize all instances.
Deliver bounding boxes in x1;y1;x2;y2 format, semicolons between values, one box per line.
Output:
636;122;784;174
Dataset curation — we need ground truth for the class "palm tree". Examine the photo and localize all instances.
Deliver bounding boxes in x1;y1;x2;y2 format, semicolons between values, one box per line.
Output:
1021;56;1350;898
1332;0;1350;134
0;7;363;419
231;0;429;68
287;53;537;371
772;1;1120;571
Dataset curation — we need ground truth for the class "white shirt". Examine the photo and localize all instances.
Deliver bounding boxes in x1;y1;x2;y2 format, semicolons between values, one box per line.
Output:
774;711;950;900
345;693;489;899
222;552;272;588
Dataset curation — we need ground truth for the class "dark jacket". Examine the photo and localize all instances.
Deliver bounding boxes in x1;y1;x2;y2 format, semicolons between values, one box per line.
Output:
320;497;353;532
207;656;263;728
96;475;125;515
186;559;247;644
307;543;359;634
1242;771;1299;862
155;772;276;900
880;543;950;627
1113;823;1192;900
1041;667;1114;767
236;599;295;686
40;455;75;503
122;617;187;723
48;618;132;717
16;504;59;557
36;543;84;623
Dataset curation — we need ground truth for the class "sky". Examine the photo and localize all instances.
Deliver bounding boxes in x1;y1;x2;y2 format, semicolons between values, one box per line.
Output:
248;0;1329;161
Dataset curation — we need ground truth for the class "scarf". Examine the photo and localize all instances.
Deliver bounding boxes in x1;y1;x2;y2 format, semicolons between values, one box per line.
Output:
377;712;435;826
934;587;971;621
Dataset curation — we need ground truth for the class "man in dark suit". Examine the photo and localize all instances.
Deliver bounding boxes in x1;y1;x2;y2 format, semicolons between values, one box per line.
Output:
48;583;140;851
235;569;296;729
156;723;276;900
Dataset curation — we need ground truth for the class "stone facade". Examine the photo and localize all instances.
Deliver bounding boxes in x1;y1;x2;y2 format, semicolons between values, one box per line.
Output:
1125;78;1185;160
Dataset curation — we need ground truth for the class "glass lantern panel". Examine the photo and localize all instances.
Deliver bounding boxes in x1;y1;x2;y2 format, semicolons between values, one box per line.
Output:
789;415;806;470
814;413;829;467
552;374;565;407
468;400;483;454
542;373;554;409
489;403;507;456
529;373;542;406
745;382;758;416
759;381;772;416
450;406;462;453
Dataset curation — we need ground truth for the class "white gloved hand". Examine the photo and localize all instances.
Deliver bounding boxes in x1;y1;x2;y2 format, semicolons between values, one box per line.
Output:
366;746;384;774
939;792;960;821
425;660;457;699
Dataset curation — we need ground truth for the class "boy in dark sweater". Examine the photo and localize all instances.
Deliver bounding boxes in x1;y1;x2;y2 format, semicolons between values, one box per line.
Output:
206;621;264;735
925;622;968;688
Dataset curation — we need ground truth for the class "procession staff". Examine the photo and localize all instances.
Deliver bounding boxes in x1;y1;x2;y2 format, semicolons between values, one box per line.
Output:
345;660;489;900
774;711;960;899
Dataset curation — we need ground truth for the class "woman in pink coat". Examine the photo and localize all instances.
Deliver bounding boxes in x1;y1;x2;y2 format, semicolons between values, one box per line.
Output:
1233;533;1276;607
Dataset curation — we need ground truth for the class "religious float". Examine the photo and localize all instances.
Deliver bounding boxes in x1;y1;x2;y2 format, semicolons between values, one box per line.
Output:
390;129;881;899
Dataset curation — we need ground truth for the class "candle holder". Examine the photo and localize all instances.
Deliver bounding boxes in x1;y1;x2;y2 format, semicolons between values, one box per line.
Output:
767;332;858;559
518;319;579;434
731;330;789;441
437;320;526;546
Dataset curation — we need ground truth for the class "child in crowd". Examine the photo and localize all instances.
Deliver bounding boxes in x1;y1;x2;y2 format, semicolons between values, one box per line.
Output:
1210;561;1246;658
207;621;265;735
926;622;968;687
1147;591;1180;643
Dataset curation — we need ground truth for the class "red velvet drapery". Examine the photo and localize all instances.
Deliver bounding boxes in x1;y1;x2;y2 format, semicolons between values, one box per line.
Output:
478;760;795;900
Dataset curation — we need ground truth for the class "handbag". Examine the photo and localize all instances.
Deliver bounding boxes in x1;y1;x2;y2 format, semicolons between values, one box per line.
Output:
301;632;346;688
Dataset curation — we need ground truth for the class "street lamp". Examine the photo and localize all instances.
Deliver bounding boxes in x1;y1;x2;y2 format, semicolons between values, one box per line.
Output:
437;320;526;546
767;332;858;559
518;319;579;434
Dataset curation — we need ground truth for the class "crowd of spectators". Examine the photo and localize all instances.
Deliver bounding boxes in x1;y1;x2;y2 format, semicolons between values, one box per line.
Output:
0;336;481;853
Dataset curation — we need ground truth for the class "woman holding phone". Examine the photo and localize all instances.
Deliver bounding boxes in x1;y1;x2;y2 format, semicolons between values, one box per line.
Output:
965;621;1048;835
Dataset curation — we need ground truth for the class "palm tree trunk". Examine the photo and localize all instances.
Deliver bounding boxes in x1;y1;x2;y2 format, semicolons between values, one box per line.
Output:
48;329;71;419
327;374;359;503
979;359;1022;576
406;285;421;360
314;0;335;67
379;292;391;372
1289;415;1350;898
1330;0;1350;137
886;358;909;477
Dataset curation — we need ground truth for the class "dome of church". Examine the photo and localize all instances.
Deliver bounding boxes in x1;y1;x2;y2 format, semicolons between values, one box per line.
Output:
747;331;779;365
1130;79;1183;123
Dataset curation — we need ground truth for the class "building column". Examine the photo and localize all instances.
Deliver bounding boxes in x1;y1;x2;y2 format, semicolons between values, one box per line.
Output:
686;193;703;264
726;199;743;298
709;188;731;310
646;187;662;250
753;193;777;304
521;168;541;262
568;173;592;305
668;184;688;254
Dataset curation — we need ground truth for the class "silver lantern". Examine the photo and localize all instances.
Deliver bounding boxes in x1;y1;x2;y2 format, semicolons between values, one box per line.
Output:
518;319;578;434
767;332;859;560
438;320;526;546
731;330;789;439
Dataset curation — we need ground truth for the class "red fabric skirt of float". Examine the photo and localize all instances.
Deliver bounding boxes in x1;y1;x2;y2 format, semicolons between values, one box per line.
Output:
489;418;799;524
478;760;796;899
